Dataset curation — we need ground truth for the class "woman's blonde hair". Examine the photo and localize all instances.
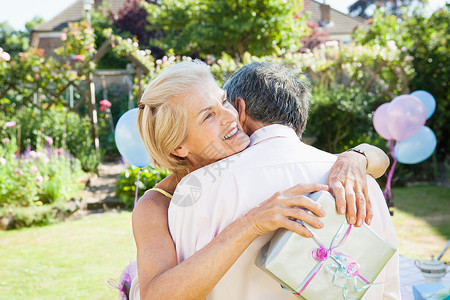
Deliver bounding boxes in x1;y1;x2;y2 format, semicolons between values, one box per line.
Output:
137;60;214;178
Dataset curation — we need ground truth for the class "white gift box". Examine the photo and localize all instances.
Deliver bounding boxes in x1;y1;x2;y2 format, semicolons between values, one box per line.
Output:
255;191;397;300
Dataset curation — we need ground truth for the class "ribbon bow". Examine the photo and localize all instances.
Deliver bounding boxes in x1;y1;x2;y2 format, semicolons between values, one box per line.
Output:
289;225;371;299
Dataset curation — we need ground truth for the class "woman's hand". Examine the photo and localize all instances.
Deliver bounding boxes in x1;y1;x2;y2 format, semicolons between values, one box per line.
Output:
244;183;328;238
327;144;389;227
327;151;372;227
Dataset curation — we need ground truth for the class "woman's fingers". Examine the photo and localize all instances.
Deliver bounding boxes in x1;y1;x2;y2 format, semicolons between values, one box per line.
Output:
285;207;324;229
344;182;357;225
281;218;314;238
284;195;325;217
328;182;346;215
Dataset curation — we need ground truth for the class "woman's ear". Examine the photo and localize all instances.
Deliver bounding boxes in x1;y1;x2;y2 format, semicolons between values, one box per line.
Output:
171;145;189;158
235;98;247;125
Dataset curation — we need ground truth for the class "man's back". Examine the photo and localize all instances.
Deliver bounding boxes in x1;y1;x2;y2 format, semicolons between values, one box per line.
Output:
169;125;399;299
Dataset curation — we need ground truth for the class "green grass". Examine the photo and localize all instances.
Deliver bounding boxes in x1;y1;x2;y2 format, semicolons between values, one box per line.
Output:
391;185;450;261
0;211;135;299
0;185;448;299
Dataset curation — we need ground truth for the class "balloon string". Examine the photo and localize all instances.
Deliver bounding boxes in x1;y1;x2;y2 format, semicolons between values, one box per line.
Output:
134;168;142;207
383;140;397;209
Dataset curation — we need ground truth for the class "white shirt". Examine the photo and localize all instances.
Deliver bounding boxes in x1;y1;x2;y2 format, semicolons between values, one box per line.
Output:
168;124;401;300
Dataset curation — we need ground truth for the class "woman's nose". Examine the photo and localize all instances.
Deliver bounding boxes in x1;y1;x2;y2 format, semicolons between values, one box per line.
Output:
220;106;237;126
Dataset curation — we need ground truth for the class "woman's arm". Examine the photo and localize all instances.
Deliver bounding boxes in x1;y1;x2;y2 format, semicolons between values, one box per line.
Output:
133;183;328;300
327;143;389;227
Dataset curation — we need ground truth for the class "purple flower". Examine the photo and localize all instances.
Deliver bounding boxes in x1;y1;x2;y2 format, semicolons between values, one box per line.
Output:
4;121;16;128
45;136;53;145
1;138;10;143
35;175;44;184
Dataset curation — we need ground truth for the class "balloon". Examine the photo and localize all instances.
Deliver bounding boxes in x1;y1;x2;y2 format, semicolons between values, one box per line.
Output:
373;103;394;140
387;95;426;141
115;108;152;168
394;126;437;164
410;90;436;119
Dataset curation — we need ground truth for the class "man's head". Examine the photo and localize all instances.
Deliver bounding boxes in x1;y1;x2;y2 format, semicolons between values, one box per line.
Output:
223;62;310;136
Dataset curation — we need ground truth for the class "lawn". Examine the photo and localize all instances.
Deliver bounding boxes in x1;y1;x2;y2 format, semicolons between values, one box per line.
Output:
0;211;134;299
391;185;450;261
0;185;448;299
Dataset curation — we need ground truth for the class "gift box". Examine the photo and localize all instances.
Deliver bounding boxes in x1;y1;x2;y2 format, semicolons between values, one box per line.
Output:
255;191;397;300
413;282;450;300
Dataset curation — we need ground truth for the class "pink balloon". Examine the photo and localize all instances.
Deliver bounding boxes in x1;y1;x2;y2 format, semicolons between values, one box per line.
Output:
387;95;426;141
373;103;394;140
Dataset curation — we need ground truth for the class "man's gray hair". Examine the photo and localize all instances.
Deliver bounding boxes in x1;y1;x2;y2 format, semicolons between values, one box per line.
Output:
223;62;310;136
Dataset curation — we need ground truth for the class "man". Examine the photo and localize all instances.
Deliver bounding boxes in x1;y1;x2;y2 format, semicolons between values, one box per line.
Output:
168;62;400;299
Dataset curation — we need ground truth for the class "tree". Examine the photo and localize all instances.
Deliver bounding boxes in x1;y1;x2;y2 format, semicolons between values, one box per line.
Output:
0;17;43;57
348;0;425;18
111;0;165;58
145;0;309;61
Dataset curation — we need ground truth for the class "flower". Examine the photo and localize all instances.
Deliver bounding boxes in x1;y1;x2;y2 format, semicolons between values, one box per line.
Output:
35;175;44;184
99;99;112;107
74;55;85;61
45;136;53;145
0;157;6;165
4;121;16;128
30;165;38;174
84;44;95;51
2;138;10;143
57;148;63;155
99;105;107;112
0;47;11;62
60;33;67;41
14;168;24;176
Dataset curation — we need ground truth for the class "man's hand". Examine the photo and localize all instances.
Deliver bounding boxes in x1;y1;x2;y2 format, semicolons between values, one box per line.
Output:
244;183;328;238
327;151;373;227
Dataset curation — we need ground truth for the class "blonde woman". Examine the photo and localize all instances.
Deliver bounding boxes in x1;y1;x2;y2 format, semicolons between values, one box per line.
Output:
131;60;390;299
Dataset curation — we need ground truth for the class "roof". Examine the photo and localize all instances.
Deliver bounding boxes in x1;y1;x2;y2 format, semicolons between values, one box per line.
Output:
304;0;366;35
34;0;128;32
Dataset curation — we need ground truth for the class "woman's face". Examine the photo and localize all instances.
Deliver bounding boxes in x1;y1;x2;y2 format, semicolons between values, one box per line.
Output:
175;78;250;169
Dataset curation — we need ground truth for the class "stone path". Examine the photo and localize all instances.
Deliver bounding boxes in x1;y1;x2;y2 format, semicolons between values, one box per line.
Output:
82;161;129;211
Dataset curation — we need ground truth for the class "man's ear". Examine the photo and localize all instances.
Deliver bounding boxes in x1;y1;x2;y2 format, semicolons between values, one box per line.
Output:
235;98;247;125
171;145;189;158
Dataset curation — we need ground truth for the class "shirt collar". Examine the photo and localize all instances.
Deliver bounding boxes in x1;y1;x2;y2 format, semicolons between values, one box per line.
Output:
249;124;299;147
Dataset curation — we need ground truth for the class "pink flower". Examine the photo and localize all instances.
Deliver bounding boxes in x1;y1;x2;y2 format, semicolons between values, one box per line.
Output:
14;168;24;176
99;99;112;107
2;138;10;143
84;44;95;51
74;55;85;61
57;148;63;155
99;105;107;112
60;33;67;41
4;121;16;128
45;136;53;145
35;73;40;80
30;165;38;174
35;175;44;184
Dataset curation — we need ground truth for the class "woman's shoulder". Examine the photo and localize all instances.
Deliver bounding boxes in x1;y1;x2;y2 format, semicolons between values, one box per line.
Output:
133;189;172;221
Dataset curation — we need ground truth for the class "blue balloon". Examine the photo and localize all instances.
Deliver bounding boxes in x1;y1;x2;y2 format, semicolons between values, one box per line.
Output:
394;126;437;164
410;90;436;120
115;108;152;168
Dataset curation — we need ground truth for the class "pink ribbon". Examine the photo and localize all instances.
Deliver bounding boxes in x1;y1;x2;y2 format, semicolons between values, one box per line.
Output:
294;225;370;296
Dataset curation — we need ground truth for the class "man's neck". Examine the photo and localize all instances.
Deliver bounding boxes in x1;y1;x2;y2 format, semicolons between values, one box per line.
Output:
244;119;271;136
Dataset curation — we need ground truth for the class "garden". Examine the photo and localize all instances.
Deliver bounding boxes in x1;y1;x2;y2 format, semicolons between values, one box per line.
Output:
0;0;449;298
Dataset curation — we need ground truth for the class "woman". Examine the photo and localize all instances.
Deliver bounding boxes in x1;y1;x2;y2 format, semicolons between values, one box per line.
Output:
131;60;389;299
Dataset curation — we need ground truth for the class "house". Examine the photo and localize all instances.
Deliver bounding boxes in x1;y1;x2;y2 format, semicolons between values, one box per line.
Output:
30;0;127;56
303;0;367;44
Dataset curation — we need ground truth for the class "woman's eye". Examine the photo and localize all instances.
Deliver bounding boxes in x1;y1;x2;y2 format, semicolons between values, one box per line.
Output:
204;113;212;121
222;99;228;106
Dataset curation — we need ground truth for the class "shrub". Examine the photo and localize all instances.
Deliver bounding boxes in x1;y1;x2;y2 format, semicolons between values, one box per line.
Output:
0;126;84;208
116;166;169;209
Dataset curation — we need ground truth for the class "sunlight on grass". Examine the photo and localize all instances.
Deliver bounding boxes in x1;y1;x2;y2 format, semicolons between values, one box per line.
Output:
391;185;450;262
0;211;134;299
